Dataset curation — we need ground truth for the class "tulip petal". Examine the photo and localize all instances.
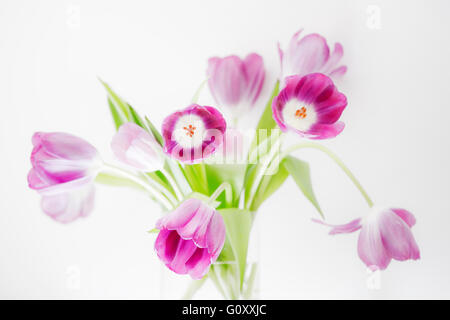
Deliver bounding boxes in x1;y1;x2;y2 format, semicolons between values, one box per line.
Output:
306;122;345;140
243;53;265;104
155;229;180;265
321;43;344;74
392;208;416;227
156;198;201;230
207;53;265;119
28;131;100;193
312;218;362;235
208;56;245;107
27;168;48;190
357;222;392;270
178;203;214;245
379;210;420;261
170;238;199;274
186;247;211;279
287;33;329;77
328;66;347;79
35;132;98;161
40;183;95;223
206;212;226;258
111;122;163;171
279;30;346;82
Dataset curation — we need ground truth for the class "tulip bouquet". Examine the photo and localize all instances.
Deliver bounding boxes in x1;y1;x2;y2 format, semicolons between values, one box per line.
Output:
27;30;420;299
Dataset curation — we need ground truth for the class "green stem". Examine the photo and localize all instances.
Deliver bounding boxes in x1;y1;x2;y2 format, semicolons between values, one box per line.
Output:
281;142;374;207
246;133;284;209
243;263;258;299
140;172;178;206
160;168;184;201
191;78;208;104
167;159;192;195
209;182;232;207
182;277;207;300
208;265;229;300
102;163;174;210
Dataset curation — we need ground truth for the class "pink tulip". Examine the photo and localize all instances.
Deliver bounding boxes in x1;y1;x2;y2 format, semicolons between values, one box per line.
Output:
207;53;265;119
39;184;96;224
27;132;101;223
272;73;347;139
279;29;347;83
162;104;227;163
111;122;164;172
154;198;226;279
313;207;420;270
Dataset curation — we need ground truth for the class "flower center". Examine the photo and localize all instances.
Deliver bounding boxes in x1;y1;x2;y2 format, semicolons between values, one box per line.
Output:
183;124;196;137
295;107;307;119
282;100;317;132
173;114;206;149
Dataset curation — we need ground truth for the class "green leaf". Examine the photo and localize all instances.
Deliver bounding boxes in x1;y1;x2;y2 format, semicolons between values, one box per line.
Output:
128;104;147;129
255;80;280;132
99;78;131;122
145;116;164;146
243;163;258;206
204;164;247;207
247;81;280;159
183;164;209;195
244;131;283;208
108;98;126;130
282;156;323;218
216;237;235;262
99;79;164;146
250;161;289;211
146;170;176;198
218;208;253;291
147;228;159;234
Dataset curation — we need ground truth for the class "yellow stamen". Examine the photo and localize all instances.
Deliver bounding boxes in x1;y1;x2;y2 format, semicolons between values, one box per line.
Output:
295;106;307;119
183;124;196;137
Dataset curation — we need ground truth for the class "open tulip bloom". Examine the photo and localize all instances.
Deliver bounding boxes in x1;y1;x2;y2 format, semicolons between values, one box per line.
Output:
28;29;420;299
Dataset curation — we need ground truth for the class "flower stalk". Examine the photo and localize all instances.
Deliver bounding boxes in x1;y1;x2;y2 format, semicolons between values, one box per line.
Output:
102;163;175;210
280;142;374;207
209;182;233;207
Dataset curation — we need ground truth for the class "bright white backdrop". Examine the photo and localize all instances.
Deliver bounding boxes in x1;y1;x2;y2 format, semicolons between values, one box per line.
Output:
1;0;449;299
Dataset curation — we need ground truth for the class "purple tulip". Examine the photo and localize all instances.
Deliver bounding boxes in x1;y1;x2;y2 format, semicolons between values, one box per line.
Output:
154;198;226;279
272;73;347;139
27;132;101;223
314;207;420;270
162;104;226;163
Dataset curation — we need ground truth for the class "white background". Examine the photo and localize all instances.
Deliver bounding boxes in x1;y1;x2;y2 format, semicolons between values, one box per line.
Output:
1;0;449;299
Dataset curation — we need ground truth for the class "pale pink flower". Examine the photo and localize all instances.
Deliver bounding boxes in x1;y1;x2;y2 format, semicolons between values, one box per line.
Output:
207;53;265;119
27;132;101;223
111;122;164;172
279;29;347;82
313;207;420;270
154;198;226;279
